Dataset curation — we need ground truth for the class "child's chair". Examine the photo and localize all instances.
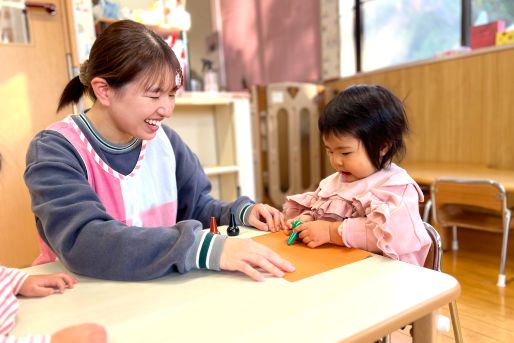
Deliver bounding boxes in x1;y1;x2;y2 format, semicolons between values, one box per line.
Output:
422;222;464;343
430;177;512;287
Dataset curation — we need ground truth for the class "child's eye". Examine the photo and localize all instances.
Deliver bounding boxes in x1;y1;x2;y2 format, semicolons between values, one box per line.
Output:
342;152;351;156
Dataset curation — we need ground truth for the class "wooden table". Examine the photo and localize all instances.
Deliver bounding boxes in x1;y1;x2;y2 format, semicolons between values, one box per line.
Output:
402;161;514;192
13;227;460;343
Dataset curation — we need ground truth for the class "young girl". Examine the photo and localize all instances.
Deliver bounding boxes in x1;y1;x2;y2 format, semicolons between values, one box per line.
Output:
24;20;293;282
0;266;106;343
0;158;105;342
283;84;430;266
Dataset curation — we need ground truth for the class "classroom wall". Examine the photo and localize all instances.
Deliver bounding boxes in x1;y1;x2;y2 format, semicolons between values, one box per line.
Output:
219;0;321;91
325;46;514;171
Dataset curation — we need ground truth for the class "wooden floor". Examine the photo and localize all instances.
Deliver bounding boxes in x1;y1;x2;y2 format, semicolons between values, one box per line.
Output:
393;228;514;342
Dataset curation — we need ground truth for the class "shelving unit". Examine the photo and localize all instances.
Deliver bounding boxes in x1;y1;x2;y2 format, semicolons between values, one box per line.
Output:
165;92;255;202
94;17;182;37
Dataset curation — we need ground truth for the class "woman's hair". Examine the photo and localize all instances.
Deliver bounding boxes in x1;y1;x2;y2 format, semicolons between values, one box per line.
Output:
319;84;408;169
58;20;183;111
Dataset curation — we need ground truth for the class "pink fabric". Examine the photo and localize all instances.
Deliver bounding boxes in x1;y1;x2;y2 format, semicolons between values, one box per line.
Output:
127;202;177;227
284;163;431;266
0;266;50;342
220;0;320;90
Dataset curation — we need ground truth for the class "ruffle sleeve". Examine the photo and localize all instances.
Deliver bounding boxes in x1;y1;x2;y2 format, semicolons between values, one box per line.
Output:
284;189;355;221
349;187;404;260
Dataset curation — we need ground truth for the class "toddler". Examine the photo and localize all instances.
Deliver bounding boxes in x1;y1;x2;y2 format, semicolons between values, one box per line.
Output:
283;84;430;266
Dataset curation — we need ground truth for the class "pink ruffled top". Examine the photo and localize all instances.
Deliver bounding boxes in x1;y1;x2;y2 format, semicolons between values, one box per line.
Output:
283;163;431;266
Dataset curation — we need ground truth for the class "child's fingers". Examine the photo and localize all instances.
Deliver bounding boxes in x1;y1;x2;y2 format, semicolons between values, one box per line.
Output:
47;277;68;293
54;273;77;288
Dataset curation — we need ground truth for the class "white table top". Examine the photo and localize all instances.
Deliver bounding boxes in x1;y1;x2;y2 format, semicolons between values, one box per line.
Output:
13;227;460;343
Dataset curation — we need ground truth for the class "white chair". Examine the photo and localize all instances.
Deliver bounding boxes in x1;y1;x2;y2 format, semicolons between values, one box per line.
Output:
431;177;512;287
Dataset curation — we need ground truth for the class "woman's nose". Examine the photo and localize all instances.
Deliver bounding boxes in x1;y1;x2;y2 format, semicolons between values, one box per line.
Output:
158;97;175;117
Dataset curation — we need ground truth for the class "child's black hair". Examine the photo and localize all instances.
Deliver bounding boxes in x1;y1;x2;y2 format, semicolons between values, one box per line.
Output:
319;84;408;169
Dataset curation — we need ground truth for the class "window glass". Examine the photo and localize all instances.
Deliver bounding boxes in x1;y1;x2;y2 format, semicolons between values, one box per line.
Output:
362;0;461;71
0;1;30;44
471;1;514;27
340;0;356;76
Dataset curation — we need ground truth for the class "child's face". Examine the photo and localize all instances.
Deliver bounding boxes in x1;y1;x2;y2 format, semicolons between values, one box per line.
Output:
323;133;377;182
103;73;177;144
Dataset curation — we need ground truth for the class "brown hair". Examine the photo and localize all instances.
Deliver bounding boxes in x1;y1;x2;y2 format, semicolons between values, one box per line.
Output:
58;20;183;111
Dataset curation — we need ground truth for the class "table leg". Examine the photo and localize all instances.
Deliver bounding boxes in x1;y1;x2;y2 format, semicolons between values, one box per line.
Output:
412;312;436;343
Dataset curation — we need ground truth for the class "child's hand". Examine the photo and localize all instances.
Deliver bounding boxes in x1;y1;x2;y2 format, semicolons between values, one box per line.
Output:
220;238;295;281
292;220;333;248
282;214;315;235
19;272;77;297
52;323;107;343
247;203;286;232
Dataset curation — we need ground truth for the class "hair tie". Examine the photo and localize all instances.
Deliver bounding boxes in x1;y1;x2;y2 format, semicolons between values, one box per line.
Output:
78;59;89;86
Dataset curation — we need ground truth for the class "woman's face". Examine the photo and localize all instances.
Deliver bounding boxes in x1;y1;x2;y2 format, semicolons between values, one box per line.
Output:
100;72;177;144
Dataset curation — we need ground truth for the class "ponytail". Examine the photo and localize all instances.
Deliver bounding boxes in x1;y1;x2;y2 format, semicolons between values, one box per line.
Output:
57;76;86;112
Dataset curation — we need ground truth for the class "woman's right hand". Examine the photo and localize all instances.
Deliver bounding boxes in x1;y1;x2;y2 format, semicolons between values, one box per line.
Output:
220;238;295;282
51;323;107;343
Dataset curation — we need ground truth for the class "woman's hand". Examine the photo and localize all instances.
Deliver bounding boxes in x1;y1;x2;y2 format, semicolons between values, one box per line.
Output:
19;272;77;297
220;238;295;281
247;203;286;232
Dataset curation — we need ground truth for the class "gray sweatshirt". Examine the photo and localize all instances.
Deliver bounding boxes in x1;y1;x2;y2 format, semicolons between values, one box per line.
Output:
24;114;254;281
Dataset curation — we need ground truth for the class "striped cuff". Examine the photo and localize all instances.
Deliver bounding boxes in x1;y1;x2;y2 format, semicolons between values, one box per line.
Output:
195;231;226;270
239;203;254;226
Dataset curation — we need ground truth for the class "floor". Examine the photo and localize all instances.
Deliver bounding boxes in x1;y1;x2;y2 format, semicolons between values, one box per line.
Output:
392;228;514;342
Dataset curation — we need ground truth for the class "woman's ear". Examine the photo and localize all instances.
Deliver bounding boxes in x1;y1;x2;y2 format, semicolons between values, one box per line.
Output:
90;77;111;106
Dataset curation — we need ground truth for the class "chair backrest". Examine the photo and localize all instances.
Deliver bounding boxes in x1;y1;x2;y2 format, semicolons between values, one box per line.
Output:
423;222;442;272
430;177;508;230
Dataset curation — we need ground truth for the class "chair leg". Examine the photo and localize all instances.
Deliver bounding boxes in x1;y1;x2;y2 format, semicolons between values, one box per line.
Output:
497;214;511;287
449;301;464;343
423;199;432;223
452;226;459;251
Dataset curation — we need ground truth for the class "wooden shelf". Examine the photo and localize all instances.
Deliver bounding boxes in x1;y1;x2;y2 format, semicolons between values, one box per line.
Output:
175;92;249;106
95;18;182;37
204;165;239;176
165;93;255;201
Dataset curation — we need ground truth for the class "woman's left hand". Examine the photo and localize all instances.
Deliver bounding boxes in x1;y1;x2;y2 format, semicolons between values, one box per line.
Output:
247;203;285;232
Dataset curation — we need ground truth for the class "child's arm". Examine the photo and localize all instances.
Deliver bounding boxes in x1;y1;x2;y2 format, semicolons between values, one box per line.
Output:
0;323;107;343
18;273;77;297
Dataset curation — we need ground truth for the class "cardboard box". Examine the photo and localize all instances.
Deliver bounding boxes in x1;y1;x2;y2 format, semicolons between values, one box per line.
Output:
496;30;514;46
470;20;505;49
